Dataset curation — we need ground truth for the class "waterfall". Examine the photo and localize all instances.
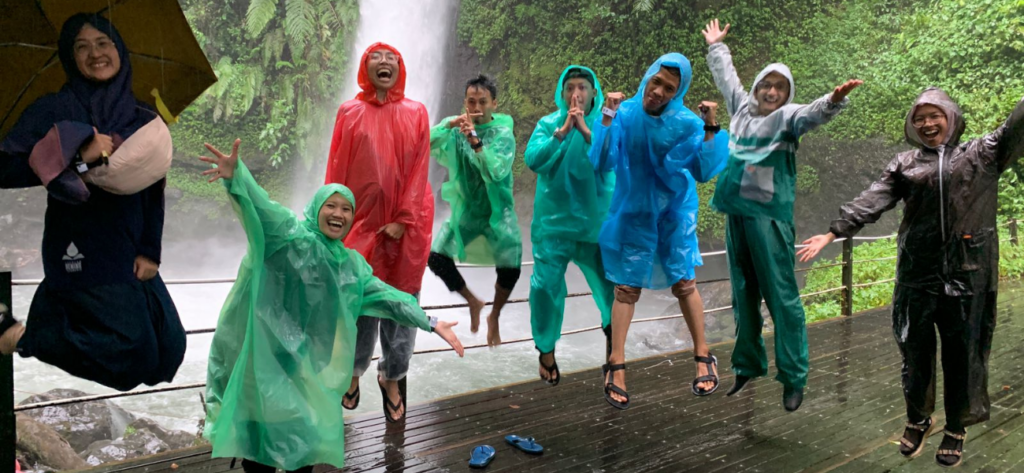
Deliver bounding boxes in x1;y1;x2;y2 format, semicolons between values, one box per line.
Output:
342;0;457;123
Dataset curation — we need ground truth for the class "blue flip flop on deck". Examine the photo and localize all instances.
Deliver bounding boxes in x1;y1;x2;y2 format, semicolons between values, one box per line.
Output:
505;435;544;454
469;445;496;468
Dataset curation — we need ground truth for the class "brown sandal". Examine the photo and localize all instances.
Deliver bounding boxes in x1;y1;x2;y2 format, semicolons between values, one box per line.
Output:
935;429;966;468
898;417;934;458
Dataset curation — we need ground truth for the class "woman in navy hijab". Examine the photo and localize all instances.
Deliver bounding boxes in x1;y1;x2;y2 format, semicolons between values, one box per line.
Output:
0;13;185;391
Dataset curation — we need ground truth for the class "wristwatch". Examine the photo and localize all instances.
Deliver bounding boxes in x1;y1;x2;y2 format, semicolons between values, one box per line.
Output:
703;123;721;133
428;316;439;332
470;139;484;150
73;152;103;175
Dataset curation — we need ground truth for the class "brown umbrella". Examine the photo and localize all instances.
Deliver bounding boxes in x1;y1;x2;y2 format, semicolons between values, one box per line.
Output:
0;0;217;138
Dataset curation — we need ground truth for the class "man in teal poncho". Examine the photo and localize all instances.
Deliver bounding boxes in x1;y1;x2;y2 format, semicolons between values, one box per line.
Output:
590;53;729;409
199;139;464;472
524;65;615;386
427;75;522;347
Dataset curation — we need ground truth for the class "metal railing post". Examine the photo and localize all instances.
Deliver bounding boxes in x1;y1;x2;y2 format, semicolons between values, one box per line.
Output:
1011;218;1018;246
841;239;854;316
2;272;15;473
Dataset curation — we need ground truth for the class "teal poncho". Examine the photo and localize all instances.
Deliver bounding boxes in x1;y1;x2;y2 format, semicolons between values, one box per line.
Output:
524;65;615;243
203;161;430;469
429;113;522;266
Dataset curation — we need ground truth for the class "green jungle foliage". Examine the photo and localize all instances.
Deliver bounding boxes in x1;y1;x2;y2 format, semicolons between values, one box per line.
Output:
802;225;1024;322
457;0;1024;235
174;0;359;167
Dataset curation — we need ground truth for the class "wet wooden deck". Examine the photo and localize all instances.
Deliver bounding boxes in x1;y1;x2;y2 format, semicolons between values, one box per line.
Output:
79;288;1024;472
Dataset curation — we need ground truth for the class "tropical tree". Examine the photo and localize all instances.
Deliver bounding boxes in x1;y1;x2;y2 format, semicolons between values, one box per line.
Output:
177;0;359;167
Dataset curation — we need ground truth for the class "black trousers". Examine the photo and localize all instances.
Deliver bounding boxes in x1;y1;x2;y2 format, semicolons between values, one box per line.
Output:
19;276;186;392
892;284;997;431
427;252;520;292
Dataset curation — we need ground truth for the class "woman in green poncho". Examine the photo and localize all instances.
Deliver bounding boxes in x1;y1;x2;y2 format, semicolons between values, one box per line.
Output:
427;75;522;347
199;139;465;472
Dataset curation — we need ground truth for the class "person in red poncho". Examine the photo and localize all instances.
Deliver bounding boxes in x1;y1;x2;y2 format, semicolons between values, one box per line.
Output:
325;43;434;423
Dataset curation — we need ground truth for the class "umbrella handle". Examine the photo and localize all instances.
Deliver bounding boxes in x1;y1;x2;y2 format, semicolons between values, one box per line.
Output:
151;89;178;125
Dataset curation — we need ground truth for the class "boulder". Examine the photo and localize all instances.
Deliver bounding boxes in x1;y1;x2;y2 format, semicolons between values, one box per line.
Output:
79;429;169;466
126;417;200;450
19;389;136;453
15;413;89;471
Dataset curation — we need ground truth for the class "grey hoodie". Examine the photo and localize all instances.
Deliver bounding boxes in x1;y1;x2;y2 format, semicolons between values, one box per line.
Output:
706;42;849;163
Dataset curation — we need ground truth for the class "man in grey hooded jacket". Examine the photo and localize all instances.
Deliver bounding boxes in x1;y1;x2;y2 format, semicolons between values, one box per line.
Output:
702;19;862;412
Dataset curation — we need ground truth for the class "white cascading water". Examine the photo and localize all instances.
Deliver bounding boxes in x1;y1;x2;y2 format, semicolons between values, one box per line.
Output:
341;0;455;124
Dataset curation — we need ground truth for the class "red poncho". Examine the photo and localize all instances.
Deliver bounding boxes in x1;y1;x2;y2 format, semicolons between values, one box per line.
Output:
326;43;434;294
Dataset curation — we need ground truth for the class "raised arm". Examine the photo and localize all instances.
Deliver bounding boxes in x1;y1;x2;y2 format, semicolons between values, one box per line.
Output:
703;20;748;117
981;96;1024;173
201;139;300;257
788;79;862;137
589;92;626;173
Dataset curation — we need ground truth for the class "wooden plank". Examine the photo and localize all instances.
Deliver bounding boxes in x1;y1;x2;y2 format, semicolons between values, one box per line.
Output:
66;289;1024;473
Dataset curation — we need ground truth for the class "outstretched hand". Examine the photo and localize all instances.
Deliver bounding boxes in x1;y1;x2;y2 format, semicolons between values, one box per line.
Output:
830;79;864;103
434;320;465;357
702;19;730;45
199;139;241;182
797;233;837;262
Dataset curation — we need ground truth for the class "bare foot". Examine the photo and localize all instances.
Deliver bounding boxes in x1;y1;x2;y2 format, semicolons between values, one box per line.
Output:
487;311;501;347
539;351;558;382
694;350;719;393
605;358;627;404
379;376;404;419
342;376;360;409
468;298;485;333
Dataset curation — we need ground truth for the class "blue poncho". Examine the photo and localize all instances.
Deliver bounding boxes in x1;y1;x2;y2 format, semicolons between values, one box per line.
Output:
589;53;729;289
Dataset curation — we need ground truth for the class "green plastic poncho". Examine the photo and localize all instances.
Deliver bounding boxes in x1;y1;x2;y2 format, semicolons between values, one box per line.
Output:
203;161;430;470
429;113;522;266
524;65;615;243
524;65;617;353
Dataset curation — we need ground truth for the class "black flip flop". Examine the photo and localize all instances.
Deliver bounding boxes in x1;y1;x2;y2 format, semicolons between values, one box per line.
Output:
603;363;630;410
538;349;560;386
692;353;720;396
378;377;405;423
342;386;360;410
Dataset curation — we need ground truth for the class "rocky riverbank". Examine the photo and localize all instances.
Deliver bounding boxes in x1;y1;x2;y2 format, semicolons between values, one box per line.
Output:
15;389;206;472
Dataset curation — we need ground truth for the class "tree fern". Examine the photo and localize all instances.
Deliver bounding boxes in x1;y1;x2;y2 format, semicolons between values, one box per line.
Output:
633;0;655;13
285;0;317;50
245;0;277;38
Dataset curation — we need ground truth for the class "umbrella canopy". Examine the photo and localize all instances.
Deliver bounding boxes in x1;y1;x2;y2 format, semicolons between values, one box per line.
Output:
0;0;217;138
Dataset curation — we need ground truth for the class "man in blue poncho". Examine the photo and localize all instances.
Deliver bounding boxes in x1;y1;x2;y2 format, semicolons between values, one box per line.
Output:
590;53;730;409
